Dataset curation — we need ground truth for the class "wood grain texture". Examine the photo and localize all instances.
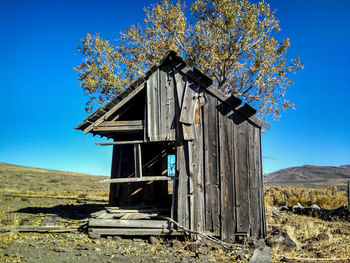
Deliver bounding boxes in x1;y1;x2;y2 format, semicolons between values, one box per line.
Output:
179;83;199;125
235;119;250;233
218;103;236;238
203;93;220;234
89;228;181;236
248;125;259;237
89;219;169;228
102;176;176;184
147;69;160;141
176;144;189;229
191;122;205;233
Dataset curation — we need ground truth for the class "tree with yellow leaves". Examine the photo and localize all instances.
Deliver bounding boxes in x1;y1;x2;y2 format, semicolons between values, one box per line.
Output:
75;0;302;119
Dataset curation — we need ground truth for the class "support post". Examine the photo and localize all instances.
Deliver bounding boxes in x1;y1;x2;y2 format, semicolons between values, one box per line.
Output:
134;144;142;178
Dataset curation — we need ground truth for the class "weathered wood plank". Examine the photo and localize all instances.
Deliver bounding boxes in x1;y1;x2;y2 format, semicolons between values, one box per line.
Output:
191;122;205;234
90;210;107;218
174;70;196;140
182;124;196;140
97;140;144;146
248;125;260;237
203;94;220;234
187;141;195;232
235;120;250;233
105;207;168;213
147;69;160;141
96;213;116;219
174;71;185;111
119;213;161;220
218;104;236;239
179;83;199;125
176;144;189;229
166;68;176;140
101;176;177;184
259;129;267;237
159;66;167;140
93;125;143;132
0;225;78;233
254;126;263;238
89;219;169;228
99;120;143;127
88;228;181;236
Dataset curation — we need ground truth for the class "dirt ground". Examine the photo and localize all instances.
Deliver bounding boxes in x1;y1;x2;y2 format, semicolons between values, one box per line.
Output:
1;193;350;262
1;163;350;262
0;193;248;263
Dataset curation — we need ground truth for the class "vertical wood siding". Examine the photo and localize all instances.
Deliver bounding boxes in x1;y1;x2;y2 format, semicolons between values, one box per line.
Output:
146;66;176;142
203;94;220;234
112;62;266;239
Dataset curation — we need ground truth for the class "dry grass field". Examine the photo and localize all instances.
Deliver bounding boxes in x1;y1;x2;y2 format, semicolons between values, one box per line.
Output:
1;162;350;262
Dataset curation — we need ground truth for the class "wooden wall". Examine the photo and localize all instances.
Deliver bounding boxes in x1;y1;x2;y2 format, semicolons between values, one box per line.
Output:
109;61;266;239
174;70;266;239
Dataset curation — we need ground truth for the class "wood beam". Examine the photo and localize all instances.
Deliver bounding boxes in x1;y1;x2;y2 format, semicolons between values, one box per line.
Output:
100;176;177;184
96;140;145;145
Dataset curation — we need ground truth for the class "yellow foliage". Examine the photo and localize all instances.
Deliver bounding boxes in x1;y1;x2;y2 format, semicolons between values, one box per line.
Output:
75;0;302;119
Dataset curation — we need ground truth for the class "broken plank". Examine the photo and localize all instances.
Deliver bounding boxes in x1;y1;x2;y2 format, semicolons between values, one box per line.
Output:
179;82;199;125
90;210;107;218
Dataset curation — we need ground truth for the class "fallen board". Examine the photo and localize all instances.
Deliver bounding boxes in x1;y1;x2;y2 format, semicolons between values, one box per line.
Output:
88;228;181;236
89;219;169;228
0;225;79;233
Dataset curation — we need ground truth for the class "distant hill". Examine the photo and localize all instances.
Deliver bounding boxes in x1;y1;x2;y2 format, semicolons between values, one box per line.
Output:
0;162;109;193
340;165;350;169
264;165;350;189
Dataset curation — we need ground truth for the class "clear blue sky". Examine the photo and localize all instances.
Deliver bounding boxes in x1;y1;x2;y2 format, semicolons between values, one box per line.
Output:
0;0;349;176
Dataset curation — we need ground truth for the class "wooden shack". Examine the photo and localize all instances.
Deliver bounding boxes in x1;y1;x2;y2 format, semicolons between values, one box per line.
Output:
76;51;269;239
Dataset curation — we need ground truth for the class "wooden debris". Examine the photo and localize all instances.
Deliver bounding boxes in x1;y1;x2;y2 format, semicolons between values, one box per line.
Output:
249;247;272;263
0;225;79;233
88;207;175;236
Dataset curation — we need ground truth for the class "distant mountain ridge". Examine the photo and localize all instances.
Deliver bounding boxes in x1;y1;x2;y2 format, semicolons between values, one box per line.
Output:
264;165;350;188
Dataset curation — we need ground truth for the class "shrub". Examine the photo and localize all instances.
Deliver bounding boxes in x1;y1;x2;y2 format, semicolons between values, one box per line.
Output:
265;186;347;209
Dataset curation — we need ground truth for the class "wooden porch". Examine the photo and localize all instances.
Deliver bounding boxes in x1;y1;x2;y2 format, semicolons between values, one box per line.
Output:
88;206;182;238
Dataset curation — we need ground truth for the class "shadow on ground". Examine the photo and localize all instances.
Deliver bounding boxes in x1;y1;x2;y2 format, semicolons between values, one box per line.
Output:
14;204;106;220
